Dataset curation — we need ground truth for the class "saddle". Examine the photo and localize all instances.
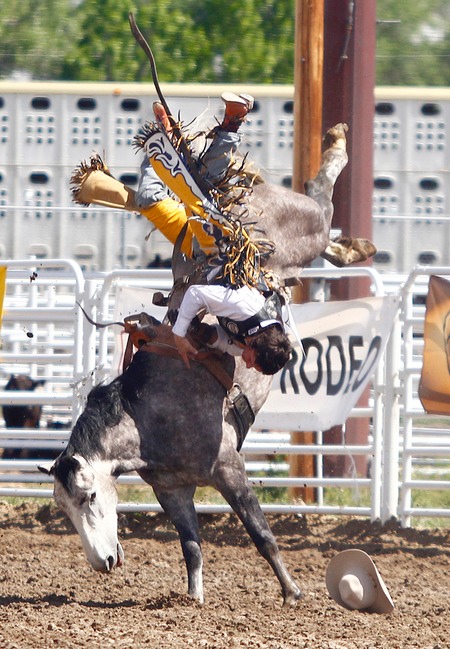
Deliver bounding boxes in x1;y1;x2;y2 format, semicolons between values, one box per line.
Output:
122;312;254;451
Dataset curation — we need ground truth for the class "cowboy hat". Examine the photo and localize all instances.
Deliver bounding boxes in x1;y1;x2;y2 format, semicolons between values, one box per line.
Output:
326;549;394;614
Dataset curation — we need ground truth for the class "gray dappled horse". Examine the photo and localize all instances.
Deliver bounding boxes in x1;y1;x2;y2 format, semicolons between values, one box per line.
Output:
39;124;370;606
40;350;301;605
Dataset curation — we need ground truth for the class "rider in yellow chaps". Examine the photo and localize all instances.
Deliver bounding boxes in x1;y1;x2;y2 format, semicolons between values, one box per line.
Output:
71;93;253;259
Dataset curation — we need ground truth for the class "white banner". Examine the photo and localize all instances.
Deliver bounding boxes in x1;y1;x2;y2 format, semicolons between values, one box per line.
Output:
267;295;399;430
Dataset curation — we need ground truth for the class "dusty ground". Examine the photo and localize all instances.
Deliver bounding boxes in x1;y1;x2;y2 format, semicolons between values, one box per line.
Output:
0;502;448;649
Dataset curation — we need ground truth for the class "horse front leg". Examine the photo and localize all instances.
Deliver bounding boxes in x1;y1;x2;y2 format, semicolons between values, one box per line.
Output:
213;460;303;606
153;485;204;603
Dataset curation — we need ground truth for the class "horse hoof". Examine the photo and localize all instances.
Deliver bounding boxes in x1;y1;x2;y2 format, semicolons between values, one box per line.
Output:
323;123;348;150
283;587;304;607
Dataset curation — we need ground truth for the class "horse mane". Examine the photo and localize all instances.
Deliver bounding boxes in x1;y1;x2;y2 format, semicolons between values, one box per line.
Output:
66;381;124;459
118;350;158;403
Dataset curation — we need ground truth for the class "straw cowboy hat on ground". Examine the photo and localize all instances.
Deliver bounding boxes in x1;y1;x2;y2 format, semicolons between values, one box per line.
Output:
326;549;394;614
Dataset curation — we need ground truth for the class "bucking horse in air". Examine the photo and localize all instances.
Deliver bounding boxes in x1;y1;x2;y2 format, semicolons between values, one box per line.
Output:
39;14;376;606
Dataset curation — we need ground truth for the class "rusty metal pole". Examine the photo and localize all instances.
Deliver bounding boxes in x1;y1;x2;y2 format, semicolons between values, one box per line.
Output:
289;0;324;504
322;0;376;296
321;0;377;478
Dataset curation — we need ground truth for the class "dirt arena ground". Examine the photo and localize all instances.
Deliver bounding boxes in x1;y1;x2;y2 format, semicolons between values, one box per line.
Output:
0;502;448;649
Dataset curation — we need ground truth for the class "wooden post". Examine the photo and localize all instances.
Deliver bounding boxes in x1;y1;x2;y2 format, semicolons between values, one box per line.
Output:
292;0;324;193
289;0;324;504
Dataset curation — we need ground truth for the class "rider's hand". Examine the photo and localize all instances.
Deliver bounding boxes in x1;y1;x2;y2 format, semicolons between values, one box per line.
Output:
173;334;198;369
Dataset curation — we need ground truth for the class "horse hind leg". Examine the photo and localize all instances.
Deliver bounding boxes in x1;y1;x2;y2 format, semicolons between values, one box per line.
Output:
153;486;204;603
304;123;349;225
213;462;303;606
321;236;377;267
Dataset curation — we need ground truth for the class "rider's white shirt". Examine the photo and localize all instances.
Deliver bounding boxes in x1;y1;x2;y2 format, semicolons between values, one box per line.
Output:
172;284;265;354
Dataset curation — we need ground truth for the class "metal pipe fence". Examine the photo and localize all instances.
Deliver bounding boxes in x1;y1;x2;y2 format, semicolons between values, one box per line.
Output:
1;259;449;525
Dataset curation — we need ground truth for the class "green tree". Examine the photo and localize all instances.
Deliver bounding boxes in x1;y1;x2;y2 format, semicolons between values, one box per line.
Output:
190;0;295;83
62;0;212;82
1;1;449;86
62;0;296;83
0;0;77;80
376;0;450;86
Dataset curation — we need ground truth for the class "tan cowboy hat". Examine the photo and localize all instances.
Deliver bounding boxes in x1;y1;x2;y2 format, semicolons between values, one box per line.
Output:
326;549;394;614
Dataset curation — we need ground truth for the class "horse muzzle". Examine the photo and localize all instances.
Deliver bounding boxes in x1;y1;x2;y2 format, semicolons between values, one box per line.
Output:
96;543;125;573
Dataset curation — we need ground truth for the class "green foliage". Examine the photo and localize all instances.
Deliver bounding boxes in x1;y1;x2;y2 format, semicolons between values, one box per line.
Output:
0;0;296;83
376;0;450;86
0;0;78;80
0;1;449;85
61;0;296;83
191;0;295;83
62;0;212;82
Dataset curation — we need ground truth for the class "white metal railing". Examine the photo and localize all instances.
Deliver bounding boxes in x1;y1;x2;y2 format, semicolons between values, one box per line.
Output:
0;259;89;420
1;260;449;525
398;267;450;526
90;264;385;519
0;262;386;518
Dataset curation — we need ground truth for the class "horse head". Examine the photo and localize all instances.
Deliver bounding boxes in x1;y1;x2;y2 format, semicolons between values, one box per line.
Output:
39;453;124;573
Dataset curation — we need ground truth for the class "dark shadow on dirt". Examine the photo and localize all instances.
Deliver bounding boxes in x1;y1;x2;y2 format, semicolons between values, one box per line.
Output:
0;595;45;606
1;504;448;560
0;503;74;535
0;593;73;607
144;591;200;610
79;598;140;609
326;516;450;558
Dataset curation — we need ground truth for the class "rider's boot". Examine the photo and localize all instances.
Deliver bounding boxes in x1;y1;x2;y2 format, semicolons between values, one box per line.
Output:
219;92;254;132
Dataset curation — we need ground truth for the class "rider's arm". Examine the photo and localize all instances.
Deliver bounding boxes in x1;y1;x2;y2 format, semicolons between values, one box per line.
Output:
171;286;209;337
172;285;228;367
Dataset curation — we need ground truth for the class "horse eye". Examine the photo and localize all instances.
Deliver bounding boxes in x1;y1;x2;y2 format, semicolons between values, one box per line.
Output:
89;492;97;504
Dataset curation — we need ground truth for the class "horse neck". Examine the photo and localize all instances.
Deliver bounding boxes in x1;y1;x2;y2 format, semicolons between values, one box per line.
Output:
68;410;144;475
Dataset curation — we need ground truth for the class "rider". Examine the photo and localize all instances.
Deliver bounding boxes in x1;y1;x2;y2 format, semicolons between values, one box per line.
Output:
171;282;292;374
134;92;258;257
134;94;293;375
71;92;293;374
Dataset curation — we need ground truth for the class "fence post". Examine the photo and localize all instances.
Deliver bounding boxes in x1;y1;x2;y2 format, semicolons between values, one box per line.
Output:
399;272;418;528
72;279;98;423
381;309;401;522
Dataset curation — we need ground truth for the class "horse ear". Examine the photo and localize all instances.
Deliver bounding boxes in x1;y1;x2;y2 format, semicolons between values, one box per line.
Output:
38;461;55;475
